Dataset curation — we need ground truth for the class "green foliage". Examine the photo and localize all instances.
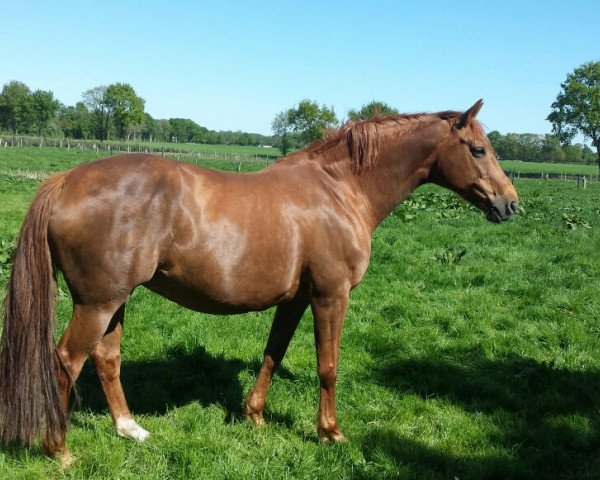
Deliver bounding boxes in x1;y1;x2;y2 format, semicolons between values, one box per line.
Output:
104;83;146;140
562;212;592;230
347;100;399;121
27;90;60;136
168;118;207;143
488;130;592;164
0;82;59;136
433;247;467;265
83;85;112;140
58;102;93;139
271;110;297;156
82;83;146;141
0;81;31;133
393;191;474;222
272;99;337;150
548;61;600;169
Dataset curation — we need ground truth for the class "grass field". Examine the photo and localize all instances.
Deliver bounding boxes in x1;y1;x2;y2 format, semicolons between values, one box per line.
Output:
0;146;272;176
3;138;281;158
0;152;599;479
500;159;598;177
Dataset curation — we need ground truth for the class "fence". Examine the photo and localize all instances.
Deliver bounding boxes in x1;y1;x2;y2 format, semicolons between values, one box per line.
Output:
0;135;279;170
506;171;599;185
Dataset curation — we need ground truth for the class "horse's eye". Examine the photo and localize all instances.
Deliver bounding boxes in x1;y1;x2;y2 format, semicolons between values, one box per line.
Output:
470;146;486;158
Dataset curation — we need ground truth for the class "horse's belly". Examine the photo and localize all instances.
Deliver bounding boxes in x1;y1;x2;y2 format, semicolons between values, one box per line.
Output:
143;268;302;315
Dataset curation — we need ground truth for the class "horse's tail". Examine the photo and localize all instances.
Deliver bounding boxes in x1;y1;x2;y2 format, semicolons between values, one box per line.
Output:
0;172;68;449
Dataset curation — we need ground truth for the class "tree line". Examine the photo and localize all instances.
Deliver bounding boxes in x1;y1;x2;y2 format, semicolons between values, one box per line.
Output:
1;60;598;167
487;131;596;164
0;80;275;146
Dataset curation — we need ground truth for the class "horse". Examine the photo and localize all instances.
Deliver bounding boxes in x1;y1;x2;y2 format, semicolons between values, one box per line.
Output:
0;100;518;462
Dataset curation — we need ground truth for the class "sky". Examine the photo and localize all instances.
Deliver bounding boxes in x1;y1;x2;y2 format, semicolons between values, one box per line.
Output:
2;0;599;137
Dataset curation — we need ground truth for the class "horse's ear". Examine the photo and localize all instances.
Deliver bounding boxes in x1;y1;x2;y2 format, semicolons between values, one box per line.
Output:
456;99;483;129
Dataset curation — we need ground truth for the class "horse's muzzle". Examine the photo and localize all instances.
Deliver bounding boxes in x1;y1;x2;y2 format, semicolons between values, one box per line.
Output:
486;198;518;223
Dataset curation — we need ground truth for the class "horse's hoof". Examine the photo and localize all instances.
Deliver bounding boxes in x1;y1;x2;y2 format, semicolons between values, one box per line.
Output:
317;427;347;443
245;409;266;427
116;417;150;441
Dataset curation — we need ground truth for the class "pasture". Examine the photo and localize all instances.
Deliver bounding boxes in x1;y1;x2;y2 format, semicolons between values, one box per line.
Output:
499;159;598;177
0;151;599;479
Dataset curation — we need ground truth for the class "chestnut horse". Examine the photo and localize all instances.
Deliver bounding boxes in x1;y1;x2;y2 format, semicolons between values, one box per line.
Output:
0;100;517;460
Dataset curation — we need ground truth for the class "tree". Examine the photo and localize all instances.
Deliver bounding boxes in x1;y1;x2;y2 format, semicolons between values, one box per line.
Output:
83;86;111;140
272;110;292;156
582;145;596;164
272;100;337;153
548;61;600;172
27;90;60;136
563;144;582;164
139;113;157;142
287;99;337;145
540;134;565;163
58;102;92;139
168;118;207;143
347;100;399;121
0;81;31;133
153;119;172;142
104;83;145;140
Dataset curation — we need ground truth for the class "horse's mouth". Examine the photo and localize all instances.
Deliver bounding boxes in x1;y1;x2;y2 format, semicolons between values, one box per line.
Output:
485;200;518;223
486;205;504;223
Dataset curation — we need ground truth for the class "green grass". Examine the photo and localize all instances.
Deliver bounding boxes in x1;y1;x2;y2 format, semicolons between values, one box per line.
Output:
500;159;598;176
3;138;281;157
0;154;599;479
141;142;281;157
0;146;271;176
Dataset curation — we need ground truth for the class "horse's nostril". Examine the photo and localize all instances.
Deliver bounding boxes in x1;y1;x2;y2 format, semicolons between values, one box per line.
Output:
508;200;518;214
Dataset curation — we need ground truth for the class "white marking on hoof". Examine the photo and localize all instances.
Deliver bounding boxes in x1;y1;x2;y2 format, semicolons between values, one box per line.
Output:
116;417;150;441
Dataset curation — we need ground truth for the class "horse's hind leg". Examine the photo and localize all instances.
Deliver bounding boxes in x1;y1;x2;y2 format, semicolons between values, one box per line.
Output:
89;304;149;441
47;302;124;459
245;300;308;425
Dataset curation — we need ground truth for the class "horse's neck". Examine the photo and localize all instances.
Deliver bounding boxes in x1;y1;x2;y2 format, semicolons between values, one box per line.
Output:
357;122;446;229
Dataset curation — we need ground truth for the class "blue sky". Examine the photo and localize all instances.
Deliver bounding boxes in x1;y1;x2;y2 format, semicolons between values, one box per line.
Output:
3;1;599;137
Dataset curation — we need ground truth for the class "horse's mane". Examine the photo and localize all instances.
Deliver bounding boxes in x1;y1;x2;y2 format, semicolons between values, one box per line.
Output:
283;110;479;173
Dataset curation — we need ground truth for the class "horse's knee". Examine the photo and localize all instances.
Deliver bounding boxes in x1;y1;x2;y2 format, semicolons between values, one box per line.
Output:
91;349;121;382
317;364;337;389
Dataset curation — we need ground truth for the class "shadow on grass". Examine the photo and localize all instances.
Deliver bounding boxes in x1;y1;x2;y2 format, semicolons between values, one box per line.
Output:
75;345;296;424
363;349;600;479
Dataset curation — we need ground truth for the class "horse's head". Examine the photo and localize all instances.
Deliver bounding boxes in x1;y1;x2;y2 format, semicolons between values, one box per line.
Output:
428;100;519;222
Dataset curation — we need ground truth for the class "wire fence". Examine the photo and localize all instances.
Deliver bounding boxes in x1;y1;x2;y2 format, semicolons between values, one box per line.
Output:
0;135;280;168
506;170;599;185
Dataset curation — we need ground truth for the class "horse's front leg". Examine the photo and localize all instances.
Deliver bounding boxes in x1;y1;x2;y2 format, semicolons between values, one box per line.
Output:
245;300;308;425
311;287;349;443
